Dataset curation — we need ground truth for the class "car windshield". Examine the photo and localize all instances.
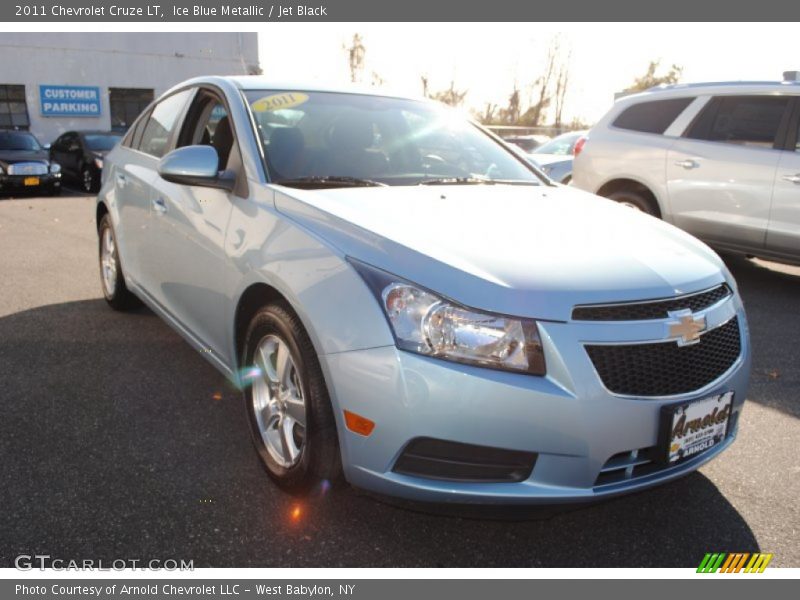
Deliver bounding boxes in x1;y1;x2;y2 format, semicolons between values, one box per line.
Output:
0;131;42;151
245;90;543;188
534;132;583;155
84;134;122;151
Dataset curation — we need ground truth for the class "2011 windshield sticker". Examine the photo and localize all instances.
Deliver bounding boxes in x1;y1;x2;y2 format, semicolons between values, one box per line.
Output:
252;92;309;112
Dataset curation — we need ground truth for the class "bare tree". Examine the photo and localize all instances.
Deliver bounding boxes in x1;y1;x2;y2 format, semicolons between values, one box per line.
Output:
479;102;498;124
625;60;683;93
420;75;430;98
527;40;559;127
553;51;571;129
429;80;468;107
344;33;366;83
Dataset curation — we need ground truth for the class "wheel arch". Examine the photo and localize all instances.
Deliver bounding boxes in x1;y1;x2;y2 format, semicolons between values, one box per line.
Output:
595;177;663;218
96;201;109;230
233;282;289;370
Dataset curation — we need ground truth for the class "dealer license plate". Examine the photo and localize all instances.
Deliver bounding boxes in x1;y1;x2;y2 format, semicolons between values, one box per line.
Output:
23;177;40;186
661;391;733;464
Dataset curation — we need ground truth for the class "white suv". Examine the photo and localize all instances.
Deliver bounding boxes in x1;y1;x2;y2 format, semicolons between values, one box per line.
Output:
573;77;800;266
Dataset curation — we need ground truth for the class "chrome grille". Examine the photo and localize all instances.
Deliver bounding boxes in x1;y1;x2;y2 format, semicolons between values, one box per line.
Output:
585;317;741;396
7;162;49;176
572;284;731;321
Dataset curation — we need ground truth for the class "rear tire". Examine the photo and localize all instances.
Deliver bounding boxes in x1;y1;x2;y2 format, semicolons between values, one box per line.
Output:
242;302;342;493
608;189;658;217
98;214;141;311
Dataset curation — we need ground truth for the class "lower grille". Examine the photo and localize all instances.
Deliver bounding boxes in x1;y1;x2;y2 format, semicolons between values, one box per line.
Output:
586;317;741;396
594;446;661;486
393;437;537;483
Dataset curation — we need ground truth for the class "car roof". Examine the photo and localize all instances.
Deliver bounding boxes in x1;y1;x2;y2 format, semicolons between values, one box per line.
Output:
169;75;432;103
650;80;800;92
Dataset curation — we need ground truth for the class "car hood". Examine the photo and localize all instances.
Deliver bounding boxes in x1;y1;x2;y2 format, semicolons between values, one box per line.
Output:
273;184;728;321
0;150;50;165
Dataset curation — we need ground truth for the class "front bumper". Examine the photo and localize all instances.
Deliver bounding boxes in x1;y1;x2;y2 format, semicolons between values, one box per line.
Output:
0;173;61;193
321;299;750;504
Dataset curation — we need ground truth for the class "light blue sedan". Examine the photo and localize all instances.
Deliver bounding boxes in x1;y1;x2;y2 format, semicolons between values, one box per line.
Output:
97;77;750;503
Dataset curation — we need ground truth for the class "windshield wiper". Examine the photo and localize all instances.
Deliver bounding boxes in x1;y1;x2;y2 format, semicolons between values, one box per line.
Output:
418;177;539;186
273;176;388;189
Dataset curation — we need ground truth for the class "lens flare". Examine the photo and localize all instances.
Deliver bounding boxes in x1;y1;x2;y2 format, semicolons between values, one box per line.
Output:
236;366;263;390
290;504;303;522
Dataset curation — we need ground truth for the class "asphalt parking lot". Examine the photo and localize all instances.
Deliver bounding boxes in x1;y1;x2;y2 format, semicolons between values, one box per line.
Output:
0;191;798;568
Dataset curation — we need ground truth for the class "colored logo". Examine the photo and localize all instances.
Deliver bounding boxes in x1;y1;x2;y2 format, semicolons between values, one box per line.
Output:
697;552;773;573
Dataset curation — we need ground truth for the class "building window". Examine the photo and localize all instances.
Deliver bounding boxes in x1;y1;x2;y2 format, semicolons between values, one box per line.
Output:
0;85;30;129
109;88;154;132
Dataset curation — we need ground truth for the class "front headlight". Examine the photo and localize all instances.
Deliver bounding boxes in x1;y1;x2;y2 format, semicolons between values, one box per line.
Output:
350;259;546;375
49;162;61;174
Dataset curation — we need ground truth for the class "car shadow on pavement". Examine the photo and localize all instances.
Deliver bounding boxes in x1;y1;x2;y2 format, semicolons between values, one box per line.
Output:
0;299;761;568
722;253;800;419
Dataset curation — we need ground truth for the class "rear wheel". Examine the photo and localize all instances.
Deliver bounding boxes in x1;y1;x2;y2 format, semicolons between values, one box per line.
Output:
608;189;658;217
243;302;342;493
98;214;141;310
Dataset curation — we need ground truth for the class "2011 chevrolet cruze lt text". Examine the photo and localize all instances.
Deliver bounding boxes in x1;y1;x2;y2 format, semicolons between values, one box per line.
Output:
96;77;751;503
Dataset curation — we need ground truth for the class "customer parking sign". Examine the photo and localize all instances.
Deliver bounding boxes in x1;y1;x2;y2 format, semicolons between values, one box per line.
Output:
39;85;101;117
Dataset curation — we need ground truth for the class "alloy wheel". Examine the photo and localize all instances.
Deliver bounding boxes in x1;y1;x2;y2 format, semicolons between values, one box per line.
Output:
251;335;307;468
100;226;117;296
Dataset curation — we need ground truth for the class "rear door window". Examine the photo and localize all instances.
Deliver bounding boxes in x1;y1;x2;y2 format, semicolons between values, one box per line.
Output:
612;97;694;134
686;95;791;148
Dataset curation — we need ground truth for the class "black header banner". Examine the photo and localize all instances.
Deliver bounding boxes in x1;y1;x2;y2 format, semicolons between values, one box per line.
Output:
1;0;798;22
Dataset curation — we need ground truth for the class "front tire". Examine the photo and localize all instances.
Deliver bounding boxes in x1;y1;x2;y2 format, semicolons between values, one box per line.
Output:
608;189;659;217
243;302;342;493
98;214;141;310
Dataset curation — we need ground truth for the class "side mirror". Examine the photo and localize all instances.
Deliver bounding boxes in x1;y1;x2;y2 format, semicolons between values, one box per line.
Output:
157;145;234;191
44;143;51;150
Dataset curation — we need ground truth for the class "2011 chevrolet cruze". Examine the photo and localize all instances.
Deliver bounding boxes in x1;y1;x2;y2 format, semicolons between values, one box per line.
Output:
97;77;751;503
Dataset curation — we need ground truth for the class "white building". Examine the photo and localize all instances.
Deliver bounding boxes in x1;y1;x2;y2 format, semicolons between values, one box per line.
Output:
0;33;259;144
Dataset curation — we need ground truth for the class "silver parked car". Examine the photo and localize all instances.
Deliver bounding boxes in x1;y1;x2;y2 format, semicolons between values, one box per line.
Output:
527;130;587;184
97;77;750;503
573;77;800;266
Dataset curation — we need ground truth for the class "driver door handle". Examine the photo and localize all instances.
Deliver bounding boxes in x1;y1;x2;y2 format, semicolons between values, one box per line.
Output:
153;196;167;214
675;159;700;169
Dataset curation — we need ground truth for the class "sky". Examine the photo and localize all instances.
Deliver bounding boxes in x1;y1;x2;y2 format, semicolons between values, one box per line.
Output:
258;23;797;125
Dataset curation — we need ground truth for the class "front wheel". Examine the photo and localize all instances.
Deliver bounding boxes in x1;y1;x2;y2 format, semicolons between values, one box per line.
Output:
98;214;141;310
608;189;659;217
242;302;342;493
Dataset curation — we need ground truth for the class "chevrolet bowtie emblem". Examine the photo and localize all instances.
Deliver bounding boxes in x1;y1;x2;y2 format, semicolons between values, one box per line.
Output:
667;309;707;346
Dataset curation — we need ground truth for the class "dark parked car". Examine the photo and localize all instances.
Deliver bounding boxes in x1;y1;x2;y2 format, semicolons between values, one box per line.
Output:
50;130;122;193
0;130;62;196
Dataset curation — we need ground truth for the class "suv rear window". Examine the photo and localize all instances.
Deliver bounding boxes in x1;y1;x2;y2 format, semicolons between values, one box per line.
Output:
685;95;790;148
612;97;693;134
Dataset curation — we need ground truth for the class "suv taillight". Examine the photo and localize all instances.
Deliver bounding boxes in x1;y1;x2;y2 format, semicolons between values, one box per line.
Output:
573;136;587;157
